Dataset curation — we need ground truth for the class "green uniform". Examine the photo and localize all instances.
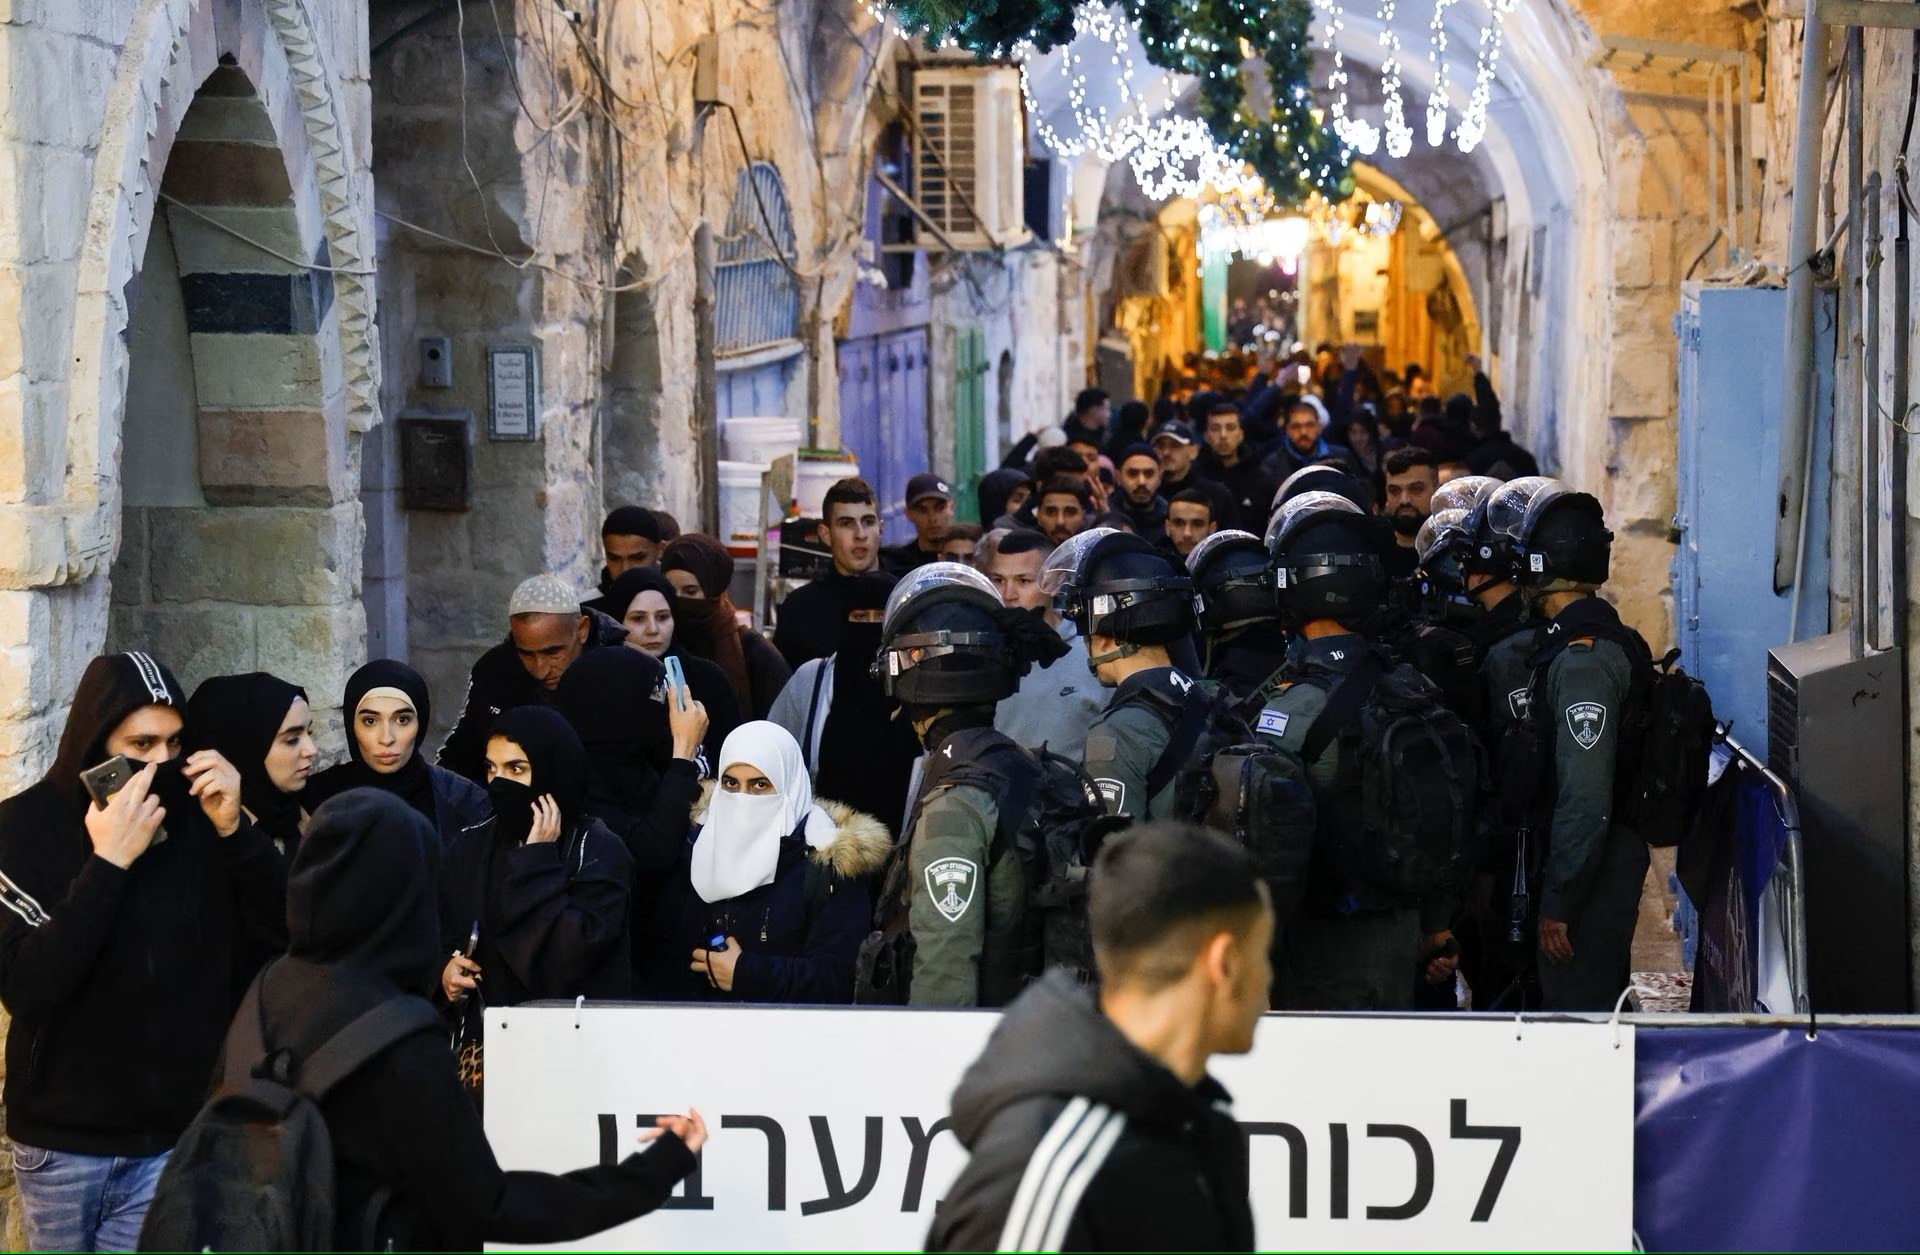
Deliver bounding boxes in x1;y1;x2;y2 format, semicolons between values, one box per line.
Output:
1463;596;1540;1006
1081;667;1194;821
1255;634;1421;1011
1537;631;1648;1011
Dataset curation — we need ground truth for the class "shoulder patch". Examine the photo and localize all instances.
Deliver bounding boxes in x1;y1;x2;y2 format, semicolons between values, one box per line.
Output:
1094;778;1126;811
1255;709;1290;737
924;857;979;923
1566;701;1607;750
1507;687;1532;720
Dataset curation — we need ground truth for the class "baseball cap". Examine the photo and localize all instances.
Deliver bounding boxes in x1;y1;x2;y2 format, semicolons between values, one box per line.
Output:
1150;419;1195;446
904;473;953;506
508;573;582;617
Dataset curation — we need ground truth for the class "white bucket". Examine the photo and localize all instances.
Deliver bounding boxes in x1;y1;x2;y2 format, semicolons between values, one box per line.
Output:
717;460;775;556
721;416;803;465
792;455;862;518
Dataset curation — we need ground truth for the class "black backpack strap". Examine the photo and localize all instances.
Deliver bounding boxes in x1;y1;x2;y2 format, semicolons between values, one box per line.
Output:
222;972;271;1091
801;660;831;771
299;998;444;1101
1299;652;1389;765
1143;688;1211;799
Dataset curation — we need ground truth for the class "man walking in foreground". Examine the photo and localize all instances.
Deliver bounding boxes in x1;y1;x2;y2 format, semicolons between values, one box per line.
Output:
928;824;1267;1252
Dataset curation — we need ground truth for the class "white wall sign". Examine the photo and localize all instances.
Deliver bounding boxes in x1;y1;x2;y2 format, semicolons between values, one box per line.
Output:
485;1007;1634;1252
486;344;537;441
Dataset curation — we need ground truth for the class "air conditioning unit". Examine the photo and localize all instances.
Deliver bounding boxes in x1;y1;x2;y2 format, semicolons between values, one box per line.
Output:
912;67;1030;251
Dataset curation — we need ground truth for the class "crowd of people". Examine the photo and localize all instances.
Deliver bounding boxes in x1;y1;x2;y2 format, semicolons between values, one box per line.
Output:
0;346;1675;1252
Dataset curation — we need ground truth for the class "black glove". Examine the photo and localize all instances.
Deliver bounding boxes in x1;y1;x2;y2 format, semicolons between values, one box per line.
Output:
994;605;1072;677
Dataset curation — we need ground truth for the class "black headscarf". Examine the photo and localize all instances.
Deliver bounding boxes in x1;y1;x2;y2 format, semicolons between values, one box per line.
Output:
552;647;671;814
813;572;919;831
601;566;679;625
977;468;1029;528
309;660;439;825
260;788;443;1060
186;673;308;850
486;707;590;846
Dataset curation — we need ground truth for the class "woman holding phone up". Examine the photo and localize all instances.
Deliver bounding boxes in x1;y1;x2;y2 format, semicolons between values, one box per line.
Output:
649;722;887;1004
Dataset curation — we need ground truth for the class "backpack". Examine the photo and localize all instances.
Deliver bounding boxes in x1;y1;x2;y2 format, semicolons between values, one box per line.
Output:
1299;652;1477;898
1133;682;1318;925
855;729;1118;1003
1525;603;1718;848
138;974;442;1252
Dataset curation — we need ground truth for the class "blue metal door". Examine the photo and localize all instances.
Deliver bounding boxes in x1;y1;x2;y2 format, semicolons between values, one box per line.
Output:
836;328;929;543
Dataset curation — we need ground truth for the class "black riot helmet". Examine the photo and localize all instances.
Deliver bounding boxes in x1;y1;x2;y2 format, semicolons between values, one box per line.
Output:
1041;528;1193;657
1265;491;1385;630
1514;483;1613;591
1429;474;1503;518
1464;475;1559;586
1415;507;1476;597
1274;463;1371;515
874;562;1018;707
1186;529;1275;635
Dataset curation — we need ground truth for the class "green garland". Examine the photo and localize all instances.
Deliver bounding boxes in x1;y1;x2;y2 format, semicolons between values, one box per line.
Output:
883;0;1351;205
883;0;1080;57
1127;0;1352;206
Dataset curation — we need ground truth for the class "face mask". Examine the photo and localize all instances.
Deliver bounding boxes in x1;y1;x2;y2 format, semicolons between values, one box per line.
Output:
488;777;537;845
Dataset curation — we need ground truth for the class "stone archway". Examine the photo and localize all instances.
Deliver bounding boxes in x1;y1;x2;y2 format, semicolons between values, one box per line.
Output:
0;0;380;791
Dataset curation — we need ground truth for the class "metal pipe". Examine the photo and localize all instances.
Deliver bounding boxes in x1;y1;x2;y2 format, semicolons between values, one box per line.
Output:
1846;28;1865;657
1721;69;1739;263
1774;3;1831;593
1864;172;1884;650
694;222;720;536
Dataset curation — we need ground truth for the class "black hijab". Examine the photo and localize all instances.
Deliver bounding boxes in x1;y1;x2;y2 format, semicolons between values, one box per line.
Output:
311;660;438;824
601;566;679;625
813;572;919;831
260;788;443;1060
977;468;1029;529
552;647;671;814
186;673;308;849
486;707;591;845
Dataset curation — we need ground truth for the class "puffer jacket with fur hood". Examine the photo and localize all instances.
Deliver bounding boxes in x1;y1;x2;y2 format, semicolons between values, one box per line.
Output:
650;784;890;1004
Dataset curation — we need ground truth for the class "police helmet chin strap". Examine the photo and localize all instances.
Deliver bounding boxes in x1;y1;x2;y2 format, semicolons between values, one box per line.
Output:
1085;638;1140;671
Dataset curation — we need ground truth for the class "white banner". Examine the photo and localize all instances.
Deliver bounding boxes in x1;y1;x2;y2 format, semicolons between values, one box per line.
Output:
484;1006;1634;1251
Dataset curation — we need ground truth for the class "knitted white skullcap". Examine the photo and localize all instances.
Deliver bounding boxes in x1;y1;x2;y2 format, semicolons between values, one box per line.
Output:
508;573;581;617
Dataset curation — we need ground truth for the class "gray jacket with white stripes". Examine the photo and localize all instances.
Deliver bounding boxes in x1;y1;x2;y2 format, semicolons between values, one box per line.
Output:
925;969;1254;1252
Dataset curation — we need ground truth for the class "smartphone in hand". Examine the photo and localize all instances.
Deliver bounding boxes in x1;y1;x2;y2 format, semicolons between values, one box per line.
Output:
80;755;169;845
663;655;688;710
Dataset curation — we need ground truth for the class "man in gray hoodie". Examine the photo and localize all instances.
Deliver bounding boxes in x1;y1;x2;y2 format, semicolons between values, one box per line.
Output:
983;529;1111;760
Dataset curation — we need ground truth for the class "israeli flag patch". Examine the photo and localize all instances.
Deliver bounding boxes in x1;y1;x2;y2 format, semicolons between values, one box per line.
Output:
1256;709;1290;737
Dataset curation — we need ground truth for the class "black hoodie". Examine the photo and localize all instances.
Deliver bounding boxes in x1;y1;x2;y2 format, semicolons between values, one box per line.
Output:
0;653;288;1156
260;789;693;1251
927;970;1254;1252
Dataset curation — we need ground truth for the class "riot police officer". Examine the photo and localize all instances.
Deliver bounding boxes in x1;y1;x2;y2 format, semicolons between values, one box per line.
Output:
1187;529;1288;700
1255;492;1451;1010
1510;485;1647;1012
1043;529;1205;821
865;563;1068;1007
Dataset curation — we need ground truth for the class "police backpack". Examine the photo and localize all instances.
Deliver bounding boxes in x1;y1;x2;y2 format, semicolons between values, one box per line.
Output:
1298;652;1477;898
138;972;440;1252
1525;602;1717;848
855;729;1118;1003
1133;683;1318;926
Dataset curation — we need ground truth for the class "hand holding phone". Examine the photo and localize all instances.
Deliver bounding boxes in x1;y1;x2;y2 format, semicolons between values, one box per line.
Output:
663;655;688;710
82;758;165;869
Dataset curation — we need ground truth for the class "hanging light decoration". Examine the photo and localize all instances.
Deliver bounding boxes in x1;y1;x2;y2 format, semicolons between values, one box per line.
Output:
1310;0;1513;158
1454;0;1516;153
1199;186;1402;273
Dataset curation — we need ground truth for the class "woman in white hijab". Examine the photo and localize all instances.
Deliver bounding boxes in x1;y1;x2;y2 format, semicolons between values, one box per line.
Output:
653;722;890;1003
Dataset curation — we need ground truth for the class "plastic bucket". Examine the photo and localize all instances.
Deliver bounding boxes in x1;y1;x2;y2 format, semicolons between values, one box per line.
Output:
721;416;803;465
792;455;862;518
717;460;775;557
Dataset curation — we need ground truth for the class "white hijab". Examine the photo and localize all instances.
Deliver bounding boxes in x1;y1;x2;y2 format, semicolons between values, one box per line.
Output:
689;721;837;904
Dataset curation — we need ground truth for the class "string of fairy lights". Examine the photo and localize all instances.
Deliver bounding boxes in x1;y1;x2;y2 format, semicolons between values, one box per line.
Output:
871;0;1511;260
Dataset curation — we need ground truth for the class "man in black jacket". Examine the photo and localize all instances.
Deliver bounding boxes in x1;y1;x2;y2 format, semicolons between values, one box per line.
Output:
772;477;883;668
929;823;1268;1251
0;652;287;1251
438;574;630;785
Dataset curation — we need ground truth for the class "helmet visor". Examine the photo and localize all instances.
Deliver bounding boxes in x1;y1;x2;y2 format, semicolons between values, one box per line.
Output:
1483;476;1562;547
1186;528;1263;577
1036;527;1120;598
1264;490;1366;552
881;562;1000;639
1430;475;1504;516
